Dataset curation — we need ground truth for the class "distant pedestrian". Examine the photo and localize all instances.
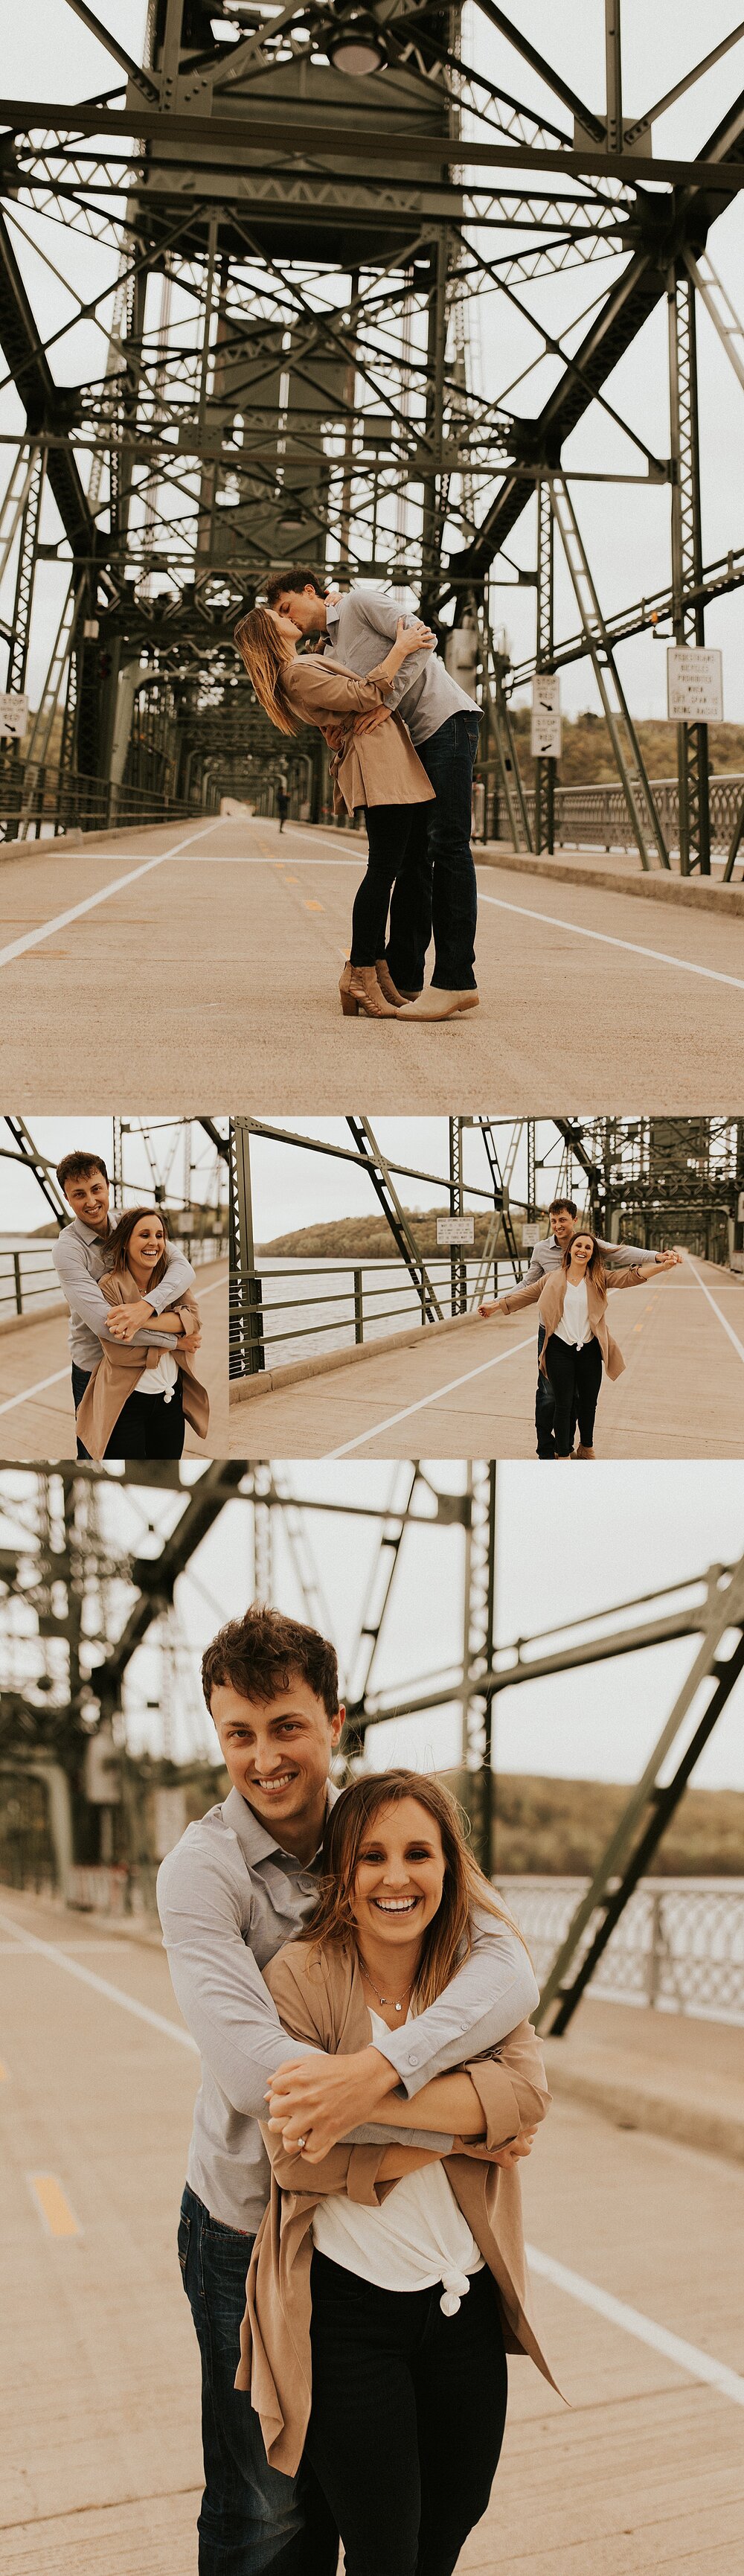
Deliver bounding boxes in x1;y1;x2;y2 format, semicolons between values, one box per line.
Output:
278;785;289;833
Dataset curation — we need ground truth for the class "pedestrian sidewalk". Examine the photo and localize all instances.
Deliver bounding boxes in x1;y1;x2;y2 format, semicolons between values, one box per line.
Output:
543;1995;744;2163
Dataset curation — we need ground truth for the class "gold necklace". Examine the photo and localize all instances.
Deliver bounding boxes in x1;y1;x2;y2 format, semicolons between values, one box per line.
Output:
357;1953;415;2014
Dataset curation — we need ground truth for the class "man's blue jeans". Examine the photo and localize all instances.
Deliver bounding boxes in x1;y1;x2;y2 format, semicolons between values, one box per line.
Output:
71;1363;92;1461
386;711;480;991
179;2185;339;2575
535;1326;556;1459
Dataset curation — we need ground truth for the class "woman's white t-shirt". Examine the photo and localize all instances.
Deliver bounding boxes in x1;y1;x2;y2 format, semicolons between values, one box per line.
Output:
135;1352;179;1401
311;2009;484;2315
554;1279;591;1349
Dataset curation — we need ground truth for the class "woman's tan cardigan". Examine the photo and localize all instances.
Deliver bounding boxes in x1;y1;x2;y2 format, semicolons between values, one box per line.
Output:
280;652;436;814
235;1937;559;2474
501;1262;649;1381
74;1270;209;1460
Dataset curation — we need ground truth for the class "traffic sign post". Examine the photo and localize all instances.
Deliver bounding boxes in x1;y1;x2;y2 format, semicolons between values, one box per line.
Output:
666;648;723;723
0;691;29;739
530;673;562;761
436;1216;475;1246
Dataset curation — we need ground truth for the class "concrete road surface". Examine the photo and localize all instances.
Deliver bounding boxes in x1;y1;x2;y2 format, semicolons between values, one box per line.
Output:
229;1255;744;1460
1;816;743;1108
1;1885;743;2575
0;1261;228;1460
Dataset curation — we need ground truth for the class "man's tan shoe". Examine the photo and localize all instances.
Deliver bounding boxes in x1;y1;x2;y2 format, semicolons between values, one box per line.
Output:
396;987;480;1020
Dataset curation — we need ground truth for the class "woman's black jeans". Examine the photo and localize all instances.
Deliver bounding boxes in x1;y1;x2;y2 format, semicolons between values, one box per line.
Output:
350;802;421;967
544;1332;603;1454
102;1380;185;1459
306;2251;507;2576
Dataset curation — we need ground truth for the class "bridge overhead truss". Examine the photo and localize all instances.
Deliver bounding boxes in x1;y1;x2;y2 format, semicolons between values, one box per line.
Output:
1;7;744;851
1;1461;741;2022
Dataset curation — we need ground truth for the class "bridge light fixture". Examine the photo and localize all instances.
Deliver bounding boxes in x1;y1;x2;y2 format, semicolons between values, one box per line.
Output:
327;10;386;74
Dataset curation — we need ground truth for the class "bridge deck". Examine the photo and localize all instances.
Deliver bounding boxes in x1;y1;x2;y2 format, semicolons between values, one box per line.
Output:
0;816;741;1110
1;1886;742;2576
0;1261;228;1460
229;1257;744;1460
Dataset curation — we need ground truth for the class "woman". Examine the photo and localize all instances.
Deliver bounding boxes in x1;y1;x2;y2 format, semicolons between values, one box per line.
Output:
481;1231;681;1457
234;603;437;1018
75;1208;209;1462
237;1771;557;2576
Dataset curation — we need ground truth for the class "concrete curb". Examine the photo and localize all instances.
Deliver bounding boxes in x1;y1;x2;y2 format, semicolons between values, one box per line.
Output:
475;843;744;915
229;1305;481;1404
0;816;198;861
0;1298;66;1338
543;2038;744;2164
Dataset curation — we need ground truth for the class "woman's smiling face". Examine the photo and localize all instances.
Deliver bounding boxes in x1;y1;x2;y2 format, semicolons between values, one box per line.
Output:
128;1215;166;1272
570;1234;594;1270
350;1797;446;1948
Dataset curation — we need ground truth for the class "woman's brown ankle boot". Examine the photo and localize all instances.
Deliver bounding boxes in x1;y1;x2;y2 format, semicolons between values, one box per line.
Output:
345;966;399;1017
375;959;405;1007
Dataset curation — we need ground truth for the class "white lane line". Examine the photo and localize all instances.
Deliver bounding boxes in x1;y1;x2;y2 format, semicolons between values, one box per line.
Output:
527;2243;744;2410
0;1911;199;2053
0;819;221;969
685;1257;744;1364
0;1274;225;1419
322;1332;536;1460
0;1366;68;1417
478;889;744;992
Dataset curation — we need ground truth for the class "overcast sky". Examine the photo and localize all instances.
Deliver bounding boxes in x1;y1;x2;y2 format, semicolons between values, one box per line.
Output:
2;5;743;714
248;1116;646;1241
4;1458;744;1793
0;1117;228;1230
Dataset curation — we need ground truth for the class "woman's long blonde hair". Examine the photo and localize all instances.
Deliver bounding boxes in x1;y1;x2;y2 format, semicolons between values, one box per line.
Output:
297;1768;529;2013
234;606;299;737
564;1230;606;1294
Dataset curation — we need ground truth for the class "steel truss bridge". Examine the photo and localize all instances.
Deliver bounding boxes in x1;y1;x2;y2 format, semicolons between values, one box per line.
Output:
1;7;744;863
0;1456;742;2034
230;1115;744;1375
0;1111;231;1233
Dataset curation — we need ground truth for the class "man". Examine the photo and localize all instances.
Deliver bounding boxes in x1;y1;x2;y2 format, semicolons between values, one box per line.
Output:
158;1602;539;2576
277;783;288;834
481;1195;678;1458
52;1151;196;1460
264;567;481;1019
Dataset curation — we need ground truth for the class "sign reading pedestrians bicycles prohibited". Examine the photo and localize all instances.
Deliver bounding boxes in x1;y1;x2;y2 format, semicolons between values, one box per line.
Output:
0;691;28;738
437;1216;475;1246
666;648;723;723
530;673;562;759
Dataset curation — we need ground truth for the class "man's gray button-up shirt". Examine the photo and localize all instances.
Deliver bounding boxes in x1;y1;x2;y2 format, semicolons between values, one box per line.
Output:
157;1783;539;2232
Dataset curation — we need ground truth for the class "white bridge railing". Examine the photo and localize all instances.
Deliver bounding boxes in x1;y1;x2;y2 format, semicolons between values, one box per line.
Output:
522;773;744;862
498;1876;744;2024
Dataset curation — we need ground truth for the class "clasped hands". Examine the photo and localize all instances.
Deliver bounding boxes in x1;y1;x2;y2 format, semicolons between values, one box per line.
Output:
107;1299;158;1341
266;2051;538;2170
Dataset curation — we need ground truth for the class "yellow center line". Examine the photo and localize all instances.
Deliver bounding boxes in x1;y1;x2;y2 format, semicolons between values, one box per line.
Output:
28;2173;81;2237
304;900;324;912
0;2057;8;2079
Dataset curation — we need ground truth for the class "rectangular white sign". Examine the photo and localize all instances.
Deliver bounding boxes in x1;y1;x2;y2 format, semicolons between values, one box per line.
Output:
521;1222;545;1245
0;690;29;738
666;648;723;723
437;1215;475;1246
530;674;562;759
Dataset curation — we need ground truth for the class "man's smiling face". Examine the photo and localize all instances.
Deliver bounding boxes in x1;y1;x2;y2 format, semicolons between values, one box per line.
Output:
209;1675;344;1841
63;1167;111;1233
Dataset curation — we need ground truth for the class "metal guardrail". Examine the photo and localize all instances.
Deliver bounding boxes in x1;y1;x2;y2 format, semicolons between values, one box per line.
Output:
501;1874;744;2024
0;1233;228;1323
524;773;744;862
0;758;214;843
229;1255;501;1378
